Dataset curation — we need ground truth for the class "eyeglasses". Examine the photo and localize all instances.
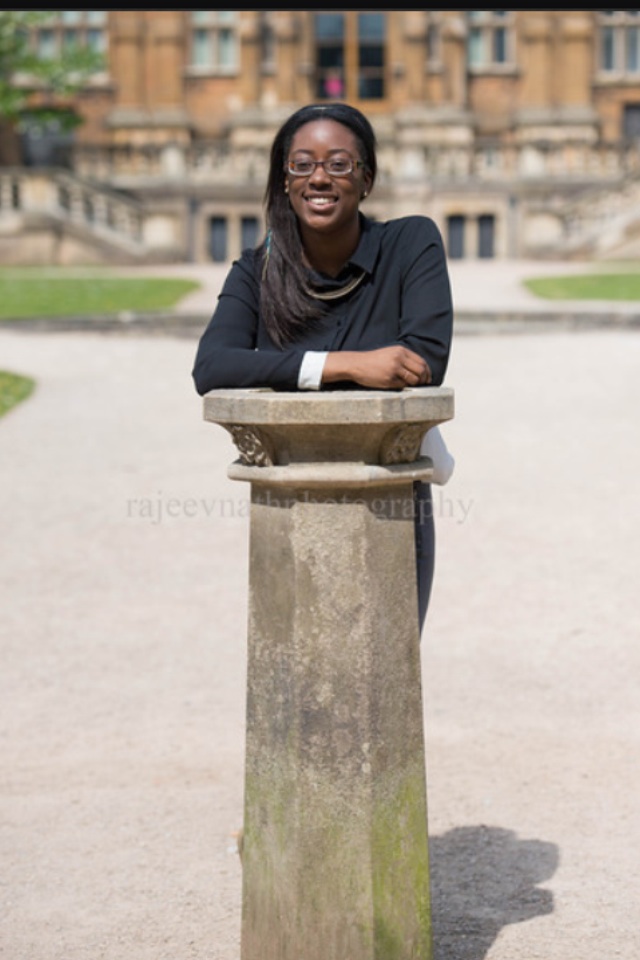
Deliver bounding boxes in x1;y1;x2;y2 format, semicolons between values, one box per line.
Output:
286;157;365;178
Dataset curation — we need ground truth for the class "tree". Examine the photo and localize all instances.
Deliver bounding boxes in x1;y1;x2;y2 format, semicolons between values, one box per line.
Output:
0;11;105;164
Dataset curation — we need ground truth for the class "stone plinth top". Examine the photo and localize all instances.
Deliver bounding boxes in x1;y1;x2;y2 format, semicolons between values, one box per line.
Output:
203;385;454;426
203;386;454;471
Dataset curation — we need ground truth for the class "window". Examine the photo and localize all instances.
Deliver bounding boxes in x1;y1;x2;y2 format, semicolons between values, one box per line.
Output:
190;11;238;71
209;216;228;262
315;13;345;99
467;11;513;68
241;216;260;251
315;12;386;101
357;13;385;99
478;215;495;258
623;103;640;139
447;215;465;259
33;11;107;60
599;11;640;74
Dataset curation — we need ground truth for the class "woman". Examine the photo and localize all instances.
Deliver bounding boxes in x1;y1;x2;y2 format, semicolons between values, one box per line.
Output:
192;102;454;630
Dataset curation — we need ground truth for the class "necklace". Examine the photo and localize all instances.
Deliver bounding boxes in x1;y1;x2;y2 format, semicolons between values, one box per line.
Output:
304;268;366;301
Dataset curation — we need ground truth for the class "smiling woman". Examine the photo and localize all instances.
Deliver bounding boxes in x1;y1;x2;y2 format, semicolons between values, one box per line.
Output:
191;101;455;632
192;102;452;393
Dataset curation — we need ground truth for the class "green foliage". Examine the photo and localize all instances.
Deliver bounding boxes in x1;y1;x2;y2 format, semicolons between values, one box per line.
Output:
0;270;200;319
0;11;105;120
524;272;640;301
0;370;35;418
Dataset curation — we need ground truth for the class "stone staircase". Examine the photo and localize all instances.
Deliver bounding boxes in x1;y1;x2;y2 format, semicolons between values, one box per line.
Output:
0;169;158;265
557;171;640;259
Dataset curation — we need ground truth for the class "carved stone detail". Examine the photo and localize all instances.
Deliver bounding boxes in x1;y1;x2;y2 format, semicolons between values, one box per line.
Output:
225;425;274;466
380;424;426;465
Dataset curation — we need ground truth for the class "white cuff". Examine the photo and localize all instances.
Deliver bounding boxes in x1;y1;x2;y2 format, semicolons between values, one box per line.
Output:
298;351;328;390
420;426;455;485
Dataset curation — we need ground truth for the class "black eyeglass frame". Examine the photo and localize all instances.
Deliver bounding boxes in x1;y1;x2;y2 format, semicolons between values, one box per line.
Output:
285;158;366;178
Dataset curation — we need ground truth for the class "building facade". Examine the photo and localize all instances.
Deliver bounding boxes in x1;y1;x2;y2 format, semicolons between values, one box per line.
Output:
2;10;640;264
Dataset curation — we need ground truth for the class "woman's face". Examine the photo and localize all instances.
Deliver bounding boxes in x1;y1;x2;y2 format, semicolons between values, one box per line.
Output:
285;119;372;238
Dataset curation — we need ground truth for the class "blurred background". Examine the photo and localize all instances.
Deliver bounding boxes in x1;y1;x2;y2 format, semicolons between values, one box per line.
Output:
1;10;639;268
2;13;640;960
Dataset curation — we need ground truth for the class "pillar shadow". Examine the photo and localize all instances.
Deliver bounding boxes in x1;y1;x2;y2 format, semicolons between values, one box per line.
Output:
429;825;559;960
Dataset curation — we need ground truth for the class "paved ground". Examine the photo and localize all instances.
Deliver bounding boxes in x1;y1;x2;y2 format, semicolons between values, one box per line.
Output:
1;261;639;959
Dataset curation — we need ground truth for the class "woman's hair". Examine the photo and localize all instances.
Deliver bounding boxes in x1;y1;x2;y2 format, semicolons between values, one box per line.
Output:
259;102;378;347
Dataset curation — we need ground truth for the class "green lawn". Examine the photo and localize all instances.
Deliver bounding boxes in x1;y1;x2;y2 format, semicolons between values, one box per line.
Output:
0;269;200;319
523;272;640;301
0;370;36;418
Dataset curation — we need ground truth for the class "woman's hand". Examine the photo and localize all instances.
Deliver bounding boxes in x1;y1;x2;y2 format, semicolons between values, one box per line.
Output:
322;346;432;389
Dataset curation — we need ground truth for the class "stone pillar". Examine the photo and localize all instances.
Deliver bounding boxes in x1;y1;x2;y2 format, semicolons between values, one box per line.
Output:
203;386;454;960
519;13;554;111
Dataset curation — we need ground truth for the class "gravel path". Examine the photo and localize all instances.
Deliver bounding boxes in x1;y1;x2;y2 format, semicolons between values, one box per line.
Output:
1;314;639;959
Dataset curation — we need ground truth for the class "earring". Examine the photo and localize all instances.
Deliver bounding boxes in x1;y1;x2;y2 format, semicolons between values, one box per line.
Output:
284;184;289;195
362;190;368;199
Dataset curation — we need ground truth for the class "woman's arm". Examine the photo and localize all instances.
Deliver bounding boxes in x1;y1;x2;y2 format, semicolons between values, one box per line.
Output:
322;218;452;390
191;256;306;395
394;218;453;386
322;346;430;389
192;219;453;395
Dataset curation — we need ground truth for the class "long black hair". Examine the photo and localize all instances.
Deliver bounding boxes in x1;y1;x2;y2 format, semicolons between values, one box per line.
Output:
260;102;378;347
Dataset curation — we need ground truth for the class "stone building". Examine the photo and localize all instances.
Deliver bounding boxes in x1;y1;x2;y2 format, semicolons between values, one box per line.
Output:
1;10;640;265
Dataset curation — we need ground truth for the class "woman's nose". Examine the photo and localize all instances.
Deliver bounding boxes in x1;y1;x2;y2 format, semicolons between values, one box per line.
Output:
308;162;332;186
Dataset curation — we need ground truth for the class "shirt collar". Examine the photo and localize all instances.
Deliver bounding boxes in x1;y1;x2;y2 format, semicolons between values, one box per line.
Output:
346;214;380;276
304;215;380;289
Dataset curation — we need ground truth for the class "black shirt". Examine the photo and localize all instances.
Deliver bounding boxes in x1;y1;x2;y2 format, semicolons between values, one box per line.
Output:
192;214;453;395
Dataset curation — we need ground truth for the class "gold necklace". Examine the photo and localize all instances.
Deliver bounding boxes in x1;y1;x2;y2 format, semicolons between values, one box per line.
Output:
304;268;366;301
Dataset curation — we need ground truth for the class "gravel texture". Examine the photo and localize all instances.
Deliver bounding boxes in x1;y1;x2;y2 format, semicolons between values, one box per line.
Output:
1;266;639;959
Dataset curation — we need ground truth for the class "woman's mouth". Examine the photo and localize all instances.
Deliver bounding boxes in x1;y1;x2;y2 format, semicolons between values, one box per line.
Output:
305;195;338;210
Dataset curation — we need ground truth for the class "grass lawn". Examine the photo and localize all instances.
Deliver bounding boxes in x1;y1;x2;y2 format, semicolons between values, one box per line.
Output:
0;370;36;418
0;269;200;319
523;272;640;301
